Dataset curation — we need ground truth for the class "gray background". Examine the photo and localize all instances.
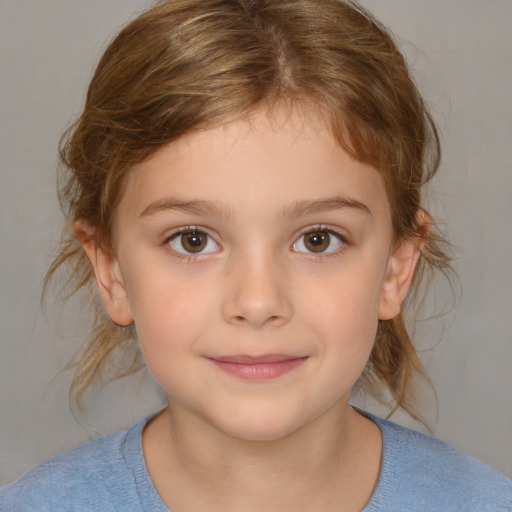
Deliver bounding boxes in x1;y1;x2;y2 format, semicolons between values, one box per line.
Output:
1;0;511;484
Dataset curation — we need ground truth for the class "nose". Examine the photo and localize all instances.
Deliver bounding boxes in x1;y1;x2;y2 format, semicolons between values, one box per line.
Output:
221;251;293;329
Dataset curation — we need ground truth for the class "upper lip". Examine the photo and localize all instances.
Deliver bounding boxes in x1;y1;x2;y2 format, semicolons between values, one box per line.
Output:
207;354;307;364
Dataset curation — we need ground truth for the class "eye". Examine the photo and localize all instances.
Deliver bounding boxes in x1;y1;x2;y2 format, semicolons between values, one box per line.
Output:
292;228;345;254
168;229;219;255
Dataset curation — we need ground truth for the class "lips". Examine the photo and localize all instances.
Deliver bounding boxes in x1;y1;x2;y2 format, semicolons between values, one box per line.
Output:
206;355;308;380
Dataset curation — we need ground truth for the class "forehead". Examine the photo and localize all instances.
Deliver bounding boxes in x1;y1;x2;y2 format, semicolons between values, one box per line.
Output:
117;106;391;229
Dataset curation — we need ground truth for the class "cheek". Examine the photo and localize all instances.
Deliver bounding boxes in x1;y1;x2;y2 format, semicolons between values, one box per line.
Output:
126;276;214;357
129;284;214;397
321;299;379;362
305;263;384;323
303;265;384;364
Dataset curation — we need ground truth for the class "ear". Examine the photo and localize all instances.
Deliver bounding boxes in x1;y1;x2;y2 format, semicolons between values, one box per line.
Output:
74;219;134;326
378;213;429;320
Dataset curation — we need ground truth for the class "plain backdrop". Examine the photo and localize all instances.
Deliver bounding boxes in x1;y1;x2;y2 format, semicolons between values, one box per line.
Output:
1;0;511;484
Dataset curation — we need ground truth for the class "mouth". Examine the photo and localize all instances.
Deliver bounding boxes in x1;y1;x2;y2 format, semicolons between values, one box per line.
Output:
206;354;308;380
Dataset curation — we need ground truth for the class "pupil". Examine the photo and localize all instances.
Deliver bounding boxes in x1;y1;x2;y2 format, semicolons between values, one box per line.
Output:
188;234;202;246
310;234;324;245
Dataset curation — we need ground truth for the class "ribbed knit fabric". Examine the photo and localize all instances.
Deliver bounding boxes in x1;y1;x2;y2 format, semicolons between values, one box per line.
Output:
2;412;511;511
362;413;512;511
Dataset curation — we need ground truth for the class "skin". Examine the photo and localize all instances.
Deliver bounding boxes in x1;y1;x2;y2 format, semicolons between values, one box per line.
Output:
76;106;425;511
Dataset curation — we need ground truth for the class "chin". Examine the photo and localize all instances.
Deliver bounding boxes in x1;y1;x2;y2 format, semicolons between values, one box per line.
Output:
212;407;309;443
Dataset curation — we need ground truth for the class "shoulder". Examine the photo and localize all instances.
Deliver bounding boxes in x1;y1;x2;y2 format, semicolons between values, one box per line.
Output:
0;418;148;512
365;413;512;512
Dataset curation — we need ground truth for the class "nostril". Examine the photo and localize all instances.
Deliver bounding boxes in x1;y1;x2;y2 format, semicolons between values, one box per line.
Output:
230;314;284;327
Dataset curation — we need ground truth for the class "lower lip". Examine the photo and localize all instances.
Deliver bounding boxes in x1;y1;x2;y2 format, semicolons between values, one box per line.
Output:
208;357;308;381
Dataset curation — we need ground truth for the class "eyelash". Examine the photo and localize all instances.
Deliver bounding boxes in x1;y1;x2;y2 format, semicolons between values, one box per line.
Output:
292;225;349;259
163;226;220;261
162;225;349;261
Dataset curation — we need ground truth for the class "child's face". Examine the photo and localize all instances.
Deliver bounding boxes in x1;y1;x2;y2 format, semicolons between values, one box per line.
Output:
91;106;419;441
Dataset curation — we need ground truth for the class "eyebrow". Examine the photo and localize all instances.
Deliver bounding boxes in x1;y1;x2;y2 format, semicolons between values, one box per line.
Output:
139;198;231;219
283;196;372;218
139;195;371;220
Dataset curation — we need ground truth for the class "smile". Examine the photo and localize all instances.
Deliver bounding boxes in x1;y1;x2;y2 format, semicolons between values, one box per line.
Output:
206;355;308;381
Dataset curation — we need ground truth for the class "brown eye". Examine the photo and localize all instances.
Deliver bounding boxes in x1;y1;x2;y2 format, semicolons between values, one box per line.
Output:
293;228;344;254
168;229;219;255
181;231;207;253
304;231;330;252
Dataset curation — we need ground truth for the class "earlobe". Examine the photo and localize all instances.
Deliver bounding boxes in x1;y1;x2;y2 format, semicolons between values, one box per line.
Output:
73;219;134;326
378;216;429;320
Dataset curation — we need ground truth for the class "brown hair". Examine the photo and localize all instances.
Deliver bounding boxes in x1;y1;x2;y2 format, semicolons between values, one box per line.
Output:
48;0;451;417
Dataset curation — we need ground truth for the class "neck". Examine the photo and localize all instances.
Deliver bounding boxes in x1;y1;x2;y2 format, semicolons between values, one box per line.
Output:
143;402;382;512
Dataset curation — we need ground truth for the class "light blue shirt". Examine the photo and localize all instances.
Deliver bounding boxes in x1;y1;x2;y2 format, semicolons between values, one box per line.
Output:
2;412;511;511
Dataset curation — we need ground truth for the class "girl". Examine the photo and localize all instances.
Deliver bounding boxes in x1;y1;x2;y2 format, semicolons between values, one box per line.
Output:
2;0;511;510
